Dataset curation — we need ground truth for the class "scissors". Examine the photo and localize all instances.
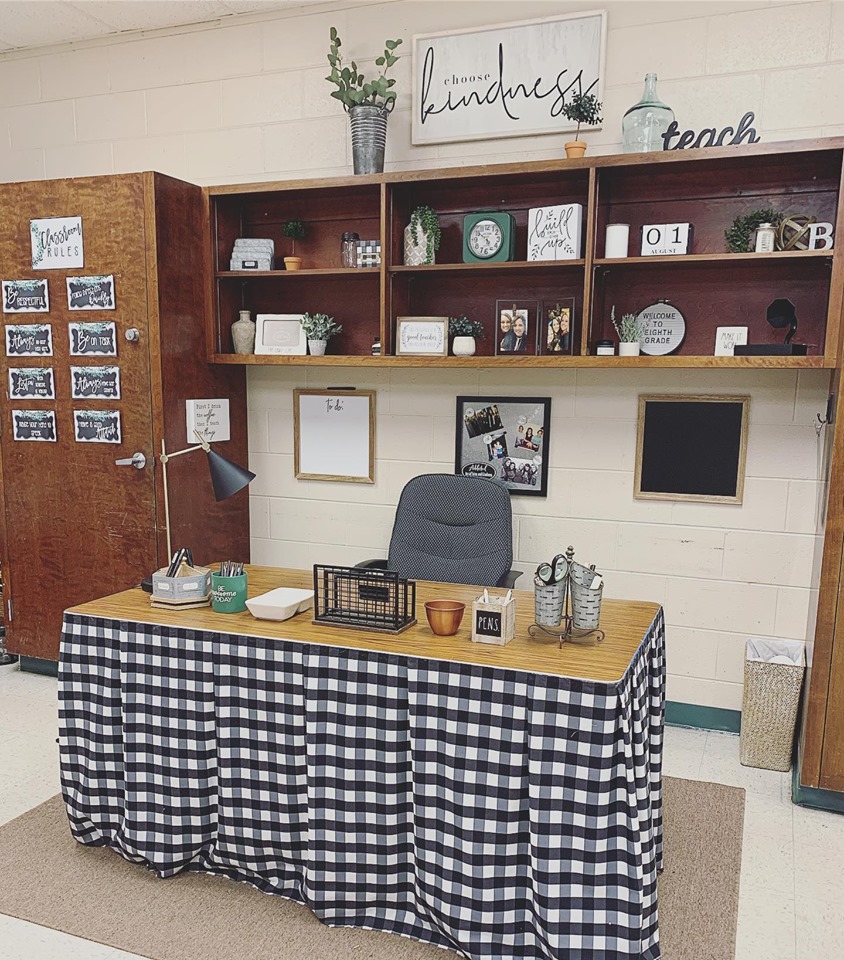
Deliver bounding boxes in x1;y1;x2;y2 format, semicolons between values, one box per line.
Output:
535;553;568;585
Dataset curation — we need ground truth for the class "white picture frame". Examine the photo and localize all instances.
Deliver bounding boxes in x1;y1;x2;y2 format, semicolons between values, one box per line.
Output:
255;313;307;355
395;317;448;356
294;388;375;483
412;11;607;146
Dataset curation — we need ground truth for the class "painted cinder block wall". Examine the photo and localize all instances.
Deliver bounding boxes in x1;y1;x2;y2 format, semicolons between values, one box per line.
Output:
0;0;838;709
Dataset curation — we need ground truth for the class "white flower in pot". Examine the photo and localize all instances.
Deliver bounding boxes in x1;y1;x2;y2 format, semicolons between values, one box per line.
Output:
449;314;484;357
405;205;442;266
301;312;343;356
612;306;643;356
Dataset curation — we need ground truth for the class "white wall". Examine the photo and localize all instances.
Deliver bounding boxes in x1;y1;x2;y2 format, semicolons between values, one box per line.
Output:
0;0;838;709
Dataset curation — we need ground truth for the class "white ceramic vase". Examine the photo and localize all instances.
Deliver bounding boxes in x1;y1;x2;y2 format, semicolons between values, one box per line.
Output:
308;339;328;356
404;224;434;266
452;336;476;357
618;341;641;356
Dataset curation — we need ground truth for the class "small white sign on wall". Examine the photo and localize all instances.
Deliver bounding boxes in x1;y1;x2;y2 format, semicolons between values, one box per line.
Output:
30;216;83;269
186;398;231;444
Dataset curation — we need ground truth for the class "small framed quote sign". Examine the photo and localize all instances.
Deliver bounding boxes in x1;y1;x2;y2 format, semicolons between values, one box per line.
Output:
527;203;583;261
3;279;49;313
396;317;448;356
294;388;375;482
636;395;750;503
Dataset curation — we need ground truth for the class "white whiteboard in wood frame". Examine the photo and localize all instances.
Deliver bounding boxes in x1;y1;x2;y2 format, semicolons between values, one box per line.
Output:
412;11;607;146
294;389;375;483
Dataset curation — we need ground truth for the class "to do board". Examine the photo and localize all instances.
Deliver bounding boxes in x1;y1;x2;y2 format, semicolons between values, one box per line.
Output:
294;389;375;483
635;394;750;503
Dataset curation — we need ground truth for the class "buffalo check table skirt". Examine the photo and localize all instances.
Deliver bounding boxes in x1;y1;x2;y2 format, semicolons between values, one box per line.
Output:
59;608;665;960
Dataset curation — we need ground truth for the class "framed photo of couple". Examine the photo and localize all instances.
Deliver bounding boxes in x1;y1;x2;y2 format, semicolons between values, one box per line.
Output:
494;298;575;356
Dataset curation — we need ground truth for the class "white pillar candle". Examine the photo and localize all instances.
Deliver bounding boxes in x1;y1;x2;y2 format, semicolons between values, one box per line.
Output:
605;224;630;259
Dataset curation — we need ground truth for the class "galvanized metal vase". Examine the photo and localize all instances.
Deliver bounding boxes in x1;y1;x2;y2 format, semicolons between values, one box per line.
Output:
349;104;389;175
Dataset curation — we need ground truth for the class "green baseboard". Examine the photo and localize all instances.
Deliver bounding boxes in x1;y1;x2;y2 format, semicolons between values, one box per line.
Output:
665;700;741;733
19;655;58;677
791;760;844;814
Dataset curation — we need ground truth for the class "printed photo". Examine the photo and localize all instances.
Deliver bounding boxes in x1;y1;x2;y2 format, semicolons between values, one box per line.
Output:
501;456;540;487
464;403;503;439
545;302;572;354
514;422;543;453
497;307;529;353
485;430;508;461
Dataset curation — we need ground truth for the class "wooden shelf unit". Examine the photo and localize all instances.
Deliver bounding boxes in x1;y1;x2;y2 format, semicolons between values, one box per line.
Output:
205;137;844;367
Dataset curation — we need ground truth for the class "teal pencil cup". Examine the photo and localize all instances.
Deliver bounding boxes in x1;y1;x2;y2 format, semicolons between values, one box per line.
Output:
211;572;248;613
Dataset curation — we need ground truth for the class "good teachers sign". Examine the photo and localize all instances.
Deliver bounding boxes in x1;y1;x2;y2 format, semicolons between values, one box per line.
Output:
412;12;606;145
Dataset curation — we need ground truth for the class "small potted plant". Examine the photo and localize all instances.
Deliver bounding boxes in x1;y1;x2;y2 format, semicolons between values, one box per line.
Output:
301;312;343;356
405;205;442;266
612;306;643;356
560;86;603;159
326;27;402;175
282;220;306;271
449;315;484;357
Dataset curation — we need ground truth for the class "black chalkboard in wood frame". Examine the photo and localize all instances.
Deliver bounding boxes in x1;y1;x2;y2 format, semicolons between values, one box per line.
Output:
635;394;750;503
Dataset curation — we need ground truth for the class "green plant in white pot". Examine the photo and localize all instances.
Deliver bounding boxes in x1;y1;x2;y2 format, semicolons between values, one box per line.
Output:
301;312;343;356
326;27;402;175
612;306;643;357
405;205;442;266
449;315;484;357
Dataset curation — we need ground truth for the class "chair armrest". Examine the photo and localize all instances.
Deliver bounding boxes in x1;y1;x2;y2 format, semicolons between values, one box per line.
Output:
497;570;522;589
354;559;389;570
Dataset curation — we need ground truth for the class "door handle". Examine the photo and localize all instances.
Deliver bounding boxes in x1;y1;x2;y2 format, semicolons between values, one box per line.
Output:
114;452;147;470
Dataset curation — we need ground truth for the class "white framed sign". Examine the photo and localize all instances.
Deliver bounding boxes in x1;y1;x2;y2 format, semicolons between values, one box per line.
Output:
2;279;49;313
396;317;448;355
255;314;306;355
31;216;83;269
412;11;606;146
186;398;231;443
527;203;583;261
641;223;691;256
294;388;375;483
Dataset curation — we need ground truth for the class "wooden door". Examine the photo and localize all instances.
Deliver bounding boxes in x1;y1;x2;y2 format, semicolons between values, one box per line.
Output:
0;175;157;660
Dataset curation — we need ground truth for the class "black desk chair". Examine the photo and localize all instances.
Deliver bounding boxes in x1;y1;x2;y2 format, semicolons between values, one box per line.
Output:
357;474;522;588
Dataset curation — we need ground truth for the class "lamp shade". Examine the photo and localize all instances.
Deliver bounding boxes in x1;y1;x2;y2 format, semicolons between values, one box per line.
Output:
206;449;256;501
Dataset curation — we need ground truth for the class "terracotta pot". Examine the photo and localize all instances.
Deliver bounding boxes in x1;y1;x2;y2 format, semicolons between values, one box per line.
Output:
284;257;302;271
425;600;466;636
564;140;588;159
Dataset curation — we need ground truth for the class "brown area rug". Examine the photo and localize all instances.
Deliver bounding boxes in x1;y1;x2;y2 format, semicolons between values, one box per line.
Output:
0;778;743;960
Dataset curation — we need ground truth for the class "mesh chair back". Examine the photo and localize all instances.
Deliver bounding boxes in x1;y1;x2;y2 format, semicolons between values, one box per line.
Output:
386;474;514;587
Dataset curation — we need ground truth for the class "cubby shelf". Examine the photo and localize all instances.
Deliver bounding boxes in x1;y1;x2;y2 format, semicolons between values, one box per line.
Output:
205;137;844;368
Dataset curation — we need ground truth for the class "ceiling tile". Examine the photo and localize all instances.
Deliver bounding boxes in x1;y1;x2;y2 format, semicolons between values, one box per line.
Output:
68;1;233;32
0;1;114;48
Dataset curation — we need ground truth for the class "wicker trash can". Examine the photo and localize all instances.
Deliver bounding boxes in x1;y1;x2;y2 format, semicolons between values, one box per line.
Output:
740;637;805;772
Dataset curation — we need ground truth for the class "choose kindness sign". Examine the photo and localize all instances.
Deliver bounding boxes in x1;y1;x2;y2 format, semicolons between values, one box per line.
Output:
412;12;606;145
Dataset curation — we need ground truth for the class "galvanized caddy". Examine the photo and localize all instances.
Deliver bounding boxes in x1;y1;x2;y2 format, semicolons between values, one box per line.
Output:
569;560;604;631
534;581;565;627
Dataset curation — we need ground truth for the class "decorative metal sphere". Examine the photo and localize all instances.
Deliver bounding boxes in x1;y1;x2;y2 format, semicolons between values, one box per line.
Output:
777;215;817;251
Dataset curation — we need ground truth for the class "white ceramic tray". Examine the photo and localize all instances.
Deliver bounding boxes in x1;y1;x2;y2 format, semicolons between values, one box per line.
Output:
245;587;314;622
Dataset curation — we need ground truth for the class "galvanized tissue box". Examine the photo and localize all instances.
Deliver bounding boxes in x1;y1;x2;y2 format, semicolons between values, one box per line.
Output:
471;591;516;645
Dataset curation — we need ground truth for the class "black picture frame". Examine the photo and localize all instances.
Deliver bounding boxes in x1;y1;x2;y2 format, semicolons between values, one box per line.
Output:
455;396;551;497
540;298;576;355
494;299;538;355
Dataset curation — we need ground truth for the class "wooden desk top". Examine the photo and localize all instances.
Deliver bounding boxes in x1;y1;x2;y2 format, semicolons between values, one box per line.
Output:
67;566;661;684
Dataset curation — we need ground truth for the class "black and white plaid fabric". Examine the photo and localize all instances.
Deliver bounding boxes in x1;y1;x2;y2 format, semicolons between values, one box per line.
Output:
59;608;665;960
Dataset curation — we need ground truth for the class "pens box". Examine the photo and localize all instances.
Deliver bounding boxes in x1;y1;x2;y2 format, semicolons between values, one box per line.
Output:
471;594;516;645
152;566;212;601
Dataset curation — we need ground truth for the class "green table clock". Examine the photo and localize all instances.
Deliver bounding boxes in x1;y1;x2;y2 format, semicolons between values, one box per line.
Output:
462;212;516;263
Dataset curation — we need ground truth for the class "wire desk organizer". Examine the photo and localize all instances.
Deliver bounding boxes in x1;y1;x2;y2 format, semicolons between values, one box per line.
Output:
313;564;417;634
528;545;605;647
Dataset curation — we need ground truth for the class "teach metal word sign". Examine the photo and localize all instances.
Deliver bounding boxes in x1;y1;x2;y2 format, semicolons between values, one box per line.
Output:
66;275;115;310
73;409;122;444
2;279;49;313
5;323;53;357
69;321;117;356
30;215;83;269
662;111;760;150
12;409;57;442
9;367;55;400
70;365;120;400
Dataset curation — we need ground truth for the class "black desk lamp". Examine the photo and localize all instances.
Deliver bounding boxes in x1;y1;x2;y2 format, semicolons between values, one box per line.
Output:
159;431;255;558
